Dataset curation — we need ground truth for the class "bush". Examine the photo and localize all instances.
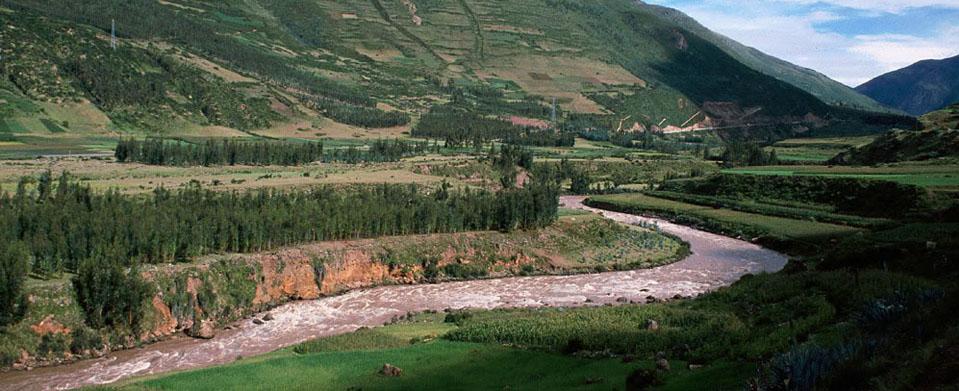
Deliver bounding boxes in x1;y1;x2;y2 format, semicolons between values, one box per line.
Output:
626;368;662;391
70;327;104;354
759;342;864;391
37;334;69;358
441;263;488;280
443;311;473;326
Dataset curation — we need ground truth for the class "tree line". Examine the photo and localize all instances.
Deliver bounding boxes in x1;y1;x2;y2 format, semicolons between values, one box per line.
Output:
115;138;439;166
304;97;410;129
0;172;559;275
412;105;573;148
719;142;779;167
0;172;558;330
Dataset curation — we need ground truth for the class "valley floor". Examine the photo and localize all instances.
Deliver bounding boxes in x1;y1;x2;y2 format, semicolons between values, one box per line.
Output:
0;197;785;390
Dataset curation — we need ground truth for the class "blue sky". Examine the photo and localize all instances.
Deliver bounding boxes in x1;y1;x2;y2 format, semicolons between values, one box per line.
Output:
645;0;959;86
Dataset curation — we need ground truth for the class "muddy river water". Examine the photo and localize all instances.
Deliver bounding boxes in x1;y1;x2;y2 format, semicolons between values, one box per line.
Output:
0;196;787;390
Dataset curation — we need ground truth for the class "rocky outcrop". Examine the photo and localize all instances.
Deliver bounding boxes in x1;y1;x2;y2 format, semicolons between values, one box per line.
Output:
254;250;322;305
320;251;389;295
142;246;431;341
145;296;177;340
320;250;422;295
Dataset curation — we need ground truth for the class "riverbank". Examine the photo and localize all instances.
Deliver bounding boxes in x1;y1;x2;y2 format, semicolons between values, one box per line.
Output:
116;197;950;391
0;210;688;388
0;197;786;390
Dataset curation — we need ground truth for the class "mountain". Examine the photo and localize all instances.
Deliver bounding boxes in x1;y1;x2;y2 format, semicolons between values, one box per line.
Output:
0;0;909;145
830;103;959;164
856;54;959;116
638;2;891;114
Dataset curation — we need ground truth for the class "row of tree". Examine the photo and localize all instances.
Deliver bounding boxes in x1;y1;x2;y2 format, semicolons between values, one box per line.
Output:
115;138;438;166
306;97;410;129
412;105;572;148
0;172;559;276
0;171;558;331
720;142;779;167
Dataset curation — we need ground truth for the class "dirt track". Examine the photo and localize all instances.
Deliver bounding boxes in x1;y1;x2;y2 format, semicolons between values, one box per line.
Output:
0;196;787;390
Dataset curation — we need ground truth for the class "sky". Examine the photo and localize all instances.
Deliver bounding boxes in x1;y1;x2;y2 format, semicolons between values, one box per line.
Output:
644;0;959;86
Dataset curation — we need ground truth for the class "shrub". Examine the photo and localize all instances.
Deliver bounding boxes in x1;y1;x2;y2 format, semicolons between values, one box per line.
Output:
37;334;69;358
759;342;864;391
444;311;473;326
441;263;488;280
70;327;104;354
626;368;662;391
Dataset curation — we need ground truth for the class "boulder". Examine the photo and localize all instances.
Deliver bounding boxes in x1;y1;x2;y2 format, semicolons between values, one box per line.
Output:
252;318;264;325
380;363;403;377
645;319;659;331
190;319;216;339
656;358;670;372
263;313;275;321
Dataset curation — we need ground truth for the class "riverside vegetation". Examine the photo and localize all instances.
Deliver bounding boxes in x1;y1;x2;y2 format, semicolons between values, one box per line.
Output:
117;152;959;390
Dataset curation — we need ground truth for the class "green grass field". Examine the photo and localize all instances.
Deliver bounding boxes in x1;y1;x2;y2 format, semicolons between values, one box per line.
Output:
723;163;959;190
114;313;753;391
646;191;893;229
586;193;861;250
766;136;874;163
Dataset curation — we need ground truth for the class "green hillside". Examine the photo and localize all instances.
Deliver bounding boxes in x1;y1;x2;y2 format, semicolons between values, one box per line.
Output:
830;104;959;164
0;0;908;148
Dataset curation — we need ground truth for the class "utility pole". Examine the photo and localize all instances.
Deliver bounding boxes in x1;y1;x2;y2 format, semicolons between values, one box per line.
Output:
550;96;557;123
111;19;117;50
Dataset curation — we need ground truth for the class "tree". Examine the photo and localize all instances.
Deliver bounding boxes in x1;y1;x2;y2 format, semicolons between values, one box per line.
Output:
0;241;31;327
570;169;591;194
73;254;151;332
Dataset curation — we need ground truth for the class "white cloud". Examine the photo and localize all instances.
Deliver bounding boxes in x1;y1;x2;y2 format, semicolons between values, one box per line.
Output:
647;0;959;86
849;32;959;73
777;0;959;13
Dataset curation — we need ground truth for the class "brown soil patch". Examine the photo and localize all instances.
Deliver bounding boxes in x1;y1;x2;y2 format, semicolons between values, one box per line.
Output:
355;47;403;62
483;25;543;35
509;116;550;129
30;315;71;336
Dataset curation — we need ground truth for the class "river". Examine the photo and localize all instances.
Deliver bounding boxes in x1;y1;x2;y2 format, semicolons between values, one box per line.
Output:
0;196;787;390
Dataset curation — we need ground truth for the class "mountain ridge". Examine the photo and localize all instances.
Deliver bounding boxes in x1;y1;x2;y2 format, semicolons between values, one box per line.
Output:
856;54;959;116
